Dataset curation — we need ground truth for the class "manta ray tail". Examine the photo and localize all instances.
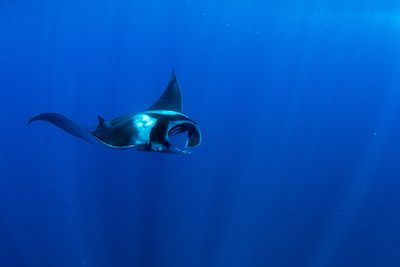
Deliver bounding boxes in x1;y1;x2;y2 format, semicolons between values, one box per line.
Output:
28;113;101;145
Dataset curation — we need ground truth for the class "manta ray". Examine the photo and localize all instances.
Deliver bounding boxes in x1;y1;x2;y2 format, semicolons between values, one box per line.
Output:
28;71;201;154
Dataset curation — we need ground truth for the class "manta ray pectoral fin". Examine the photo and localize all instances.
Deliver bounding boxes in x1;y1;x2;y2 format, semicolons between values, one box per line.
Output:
147;69;183;112
28;112;102;145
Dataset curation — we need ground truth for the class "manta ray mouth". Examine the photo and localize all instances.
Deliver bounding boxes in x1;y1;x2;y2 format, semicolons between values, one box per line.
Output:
168;123;201;154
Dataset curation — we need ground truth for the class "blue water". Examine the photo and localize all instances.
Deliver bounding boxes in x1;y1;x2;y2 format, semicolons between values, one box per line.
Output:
1;1;400;266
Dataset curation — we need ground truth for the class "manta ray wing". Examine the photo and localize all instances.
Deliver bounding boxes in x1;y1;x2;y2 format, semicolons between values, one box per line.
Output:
28;112;103;145
147;70;183;112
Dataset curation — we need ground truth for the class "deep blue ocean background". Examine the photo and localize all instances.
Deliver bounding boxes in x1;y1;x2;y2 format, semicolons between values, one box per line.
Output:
1;1;400;266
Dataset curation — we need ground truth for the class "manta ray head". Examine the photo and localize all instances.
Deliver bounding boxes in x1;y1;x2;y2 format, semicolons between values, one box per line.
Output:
142;110;201;154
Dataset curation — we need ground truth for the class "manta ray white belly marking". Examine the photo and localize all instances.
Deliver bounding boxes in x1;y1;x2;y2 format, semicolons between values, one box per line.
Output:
131;113;157;145
28;70;202;154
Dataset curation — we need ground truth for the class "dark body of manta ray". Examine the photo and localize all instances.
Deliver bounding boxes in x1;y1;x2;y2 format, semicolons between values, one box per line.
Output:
28;71;201;154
